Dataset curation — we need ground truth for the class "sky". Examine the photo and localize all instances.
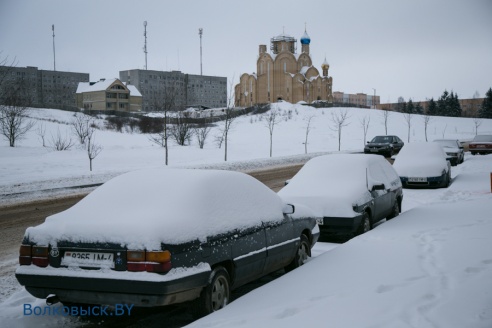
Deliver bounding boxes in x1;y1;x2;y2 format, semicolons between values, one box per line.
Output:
1;0;491;103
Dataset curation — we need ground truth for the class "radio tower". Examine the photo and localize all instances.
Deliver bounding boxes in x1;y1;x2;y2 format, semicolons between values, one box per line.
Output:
143;21;148;70
199;28;203;75
52;24;56;71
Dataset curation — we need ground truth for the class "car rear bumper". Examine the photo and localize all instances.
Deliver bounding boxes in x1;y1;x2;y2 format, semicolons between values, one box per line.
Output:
469;149;492;154
400;176;445;188
16;264;211;307
317;214;363;234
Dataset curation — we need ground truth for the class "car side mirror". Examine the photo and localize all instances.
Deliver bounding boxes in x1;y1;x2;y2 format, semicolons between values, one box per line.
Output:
283;204;295;214
371;183;385;191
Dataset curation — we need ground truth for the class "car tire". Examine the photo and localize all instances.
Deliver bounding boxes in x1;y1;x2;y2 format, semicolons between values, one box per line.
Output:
441;171;451;188
387;201;400;220
192;266;231;319
285;234;310;272
356;212;371;235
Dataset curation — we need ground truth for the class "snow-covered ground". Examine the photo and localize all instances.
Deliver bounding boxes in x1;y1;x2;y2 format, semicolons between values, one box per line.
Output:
1;103;492;327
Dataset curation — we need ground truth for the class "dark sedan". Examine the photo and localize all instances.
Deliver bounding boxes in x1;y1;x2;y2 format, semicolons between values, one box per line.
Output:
364;135;404;157
279;154;403;237
16;168;319;318
469;135;492;155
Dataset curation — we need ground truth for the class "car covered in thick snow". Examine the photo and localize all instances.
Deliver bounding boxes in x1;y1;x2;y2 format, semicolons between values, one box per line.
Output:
278;154;403;236
469;134;492;155
393;142;451;188
15;169;319;317
433;139;464;165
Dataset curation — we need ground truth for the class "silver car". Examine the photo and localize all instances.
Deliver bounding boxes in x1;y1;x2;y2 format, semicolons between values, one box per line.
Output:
433;139;464;166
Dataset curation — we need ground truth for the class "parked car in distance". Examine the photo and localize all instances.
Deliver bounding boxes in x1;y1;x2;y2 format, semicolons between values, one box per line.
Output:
364;135;404;157
393;142;451;188
433;139;464;165
16;168;319;318
469;135;492;155
278;154;403;237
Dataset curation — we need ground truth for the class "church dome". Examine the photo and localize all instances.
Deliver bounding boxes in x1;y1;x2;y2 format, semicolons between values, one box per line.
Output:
300;31;311;45
322;57;330;69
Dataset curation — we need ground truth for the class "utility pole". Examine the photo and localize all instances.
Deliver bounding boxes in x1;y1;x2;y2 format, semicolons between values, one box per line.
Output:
143;21;148;70
199;28;203;75
52;24;56;71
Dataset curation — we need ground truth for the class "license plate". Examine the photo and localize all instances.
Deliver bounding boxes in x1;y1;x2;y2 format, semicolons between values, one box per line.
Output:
477;145;485;148
370;149;378;152
408;177;427;182
61;251;114;268
316;218;324;225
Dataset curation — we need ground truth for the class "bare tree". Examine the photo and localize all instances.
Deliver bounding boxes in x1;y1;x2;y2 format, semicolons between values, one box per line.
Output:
49;128;74;151
220;75;237;161
442;124;447;138
359;115;371;145
303;114;315;154
87;127;102;171
403;112;412;142
422;114;432;141
330;109;350;151
380;109;390;135
0;79;34;147
150;84;178;165
263;105;282;157
36;123;47;147
194;123;212;149
473;118;482;135
71;113;93;145
171;111;193;146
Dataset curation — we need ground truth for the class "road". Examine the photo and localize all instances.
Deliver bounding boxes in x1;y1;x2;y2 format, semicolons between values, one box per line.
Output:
0;164;305;326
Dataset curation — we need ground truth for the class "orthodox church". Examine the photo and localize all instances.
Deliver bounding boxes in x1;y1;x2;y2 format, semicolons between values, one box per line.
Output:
235;29;333;107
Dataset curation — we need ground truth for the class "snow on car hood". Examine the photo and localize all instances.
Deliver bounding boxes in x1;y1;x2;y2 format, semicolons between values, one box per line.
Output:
278;154;382;218
393;142;448;177
25;169;288;249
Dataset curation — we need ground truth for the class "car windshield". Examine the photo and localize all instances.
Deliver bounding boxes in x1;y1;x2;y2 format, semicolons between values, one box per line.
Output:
371;136;393;143
434;140;458;148
472;135;492;142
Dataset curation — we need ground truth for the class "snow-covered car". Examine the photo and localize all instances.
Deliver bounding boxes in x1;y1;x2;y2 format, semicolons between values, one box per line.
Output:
15;169;319;317
469;134;492;155
433;139;464;165
364;135;404;157
393;142;451;188
278;154;403;236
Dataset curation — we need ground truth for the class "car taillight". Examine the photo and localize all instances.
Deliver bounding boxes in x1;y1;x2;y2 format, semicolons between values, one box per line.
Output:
19;245;32;265
127;250;172;273
19;245;49;267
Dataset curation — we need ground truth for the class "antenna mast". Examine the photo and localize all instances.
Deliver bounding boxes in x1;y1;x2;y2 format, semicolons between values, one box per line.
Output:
52;24;56;71
143;21;148;70
199;28;203;75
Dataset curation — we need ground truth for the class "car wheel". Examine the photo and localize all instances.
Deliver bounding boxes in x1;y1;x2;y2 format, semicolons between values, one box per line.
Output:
192;266;231;318
442;171;451;188
356;212;371;235
285;234;310;272
387;201;400;220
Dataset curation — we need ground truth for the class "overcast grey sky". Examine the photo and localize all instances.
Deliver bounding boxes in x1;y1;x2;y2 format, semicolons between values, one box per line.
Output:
1;0;491;103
